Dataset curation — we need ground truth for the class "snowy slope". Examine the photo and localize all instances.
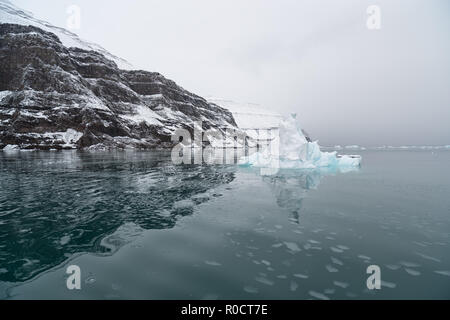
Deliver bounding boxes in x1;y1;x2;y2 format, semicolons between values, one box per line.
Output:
0;0;133;69
208;98;282;130
208;98;284;146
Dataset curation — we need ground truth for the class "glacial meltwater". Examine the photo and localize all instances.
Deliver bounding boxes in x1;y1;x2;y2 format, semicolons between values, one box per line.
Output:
0;150;449;299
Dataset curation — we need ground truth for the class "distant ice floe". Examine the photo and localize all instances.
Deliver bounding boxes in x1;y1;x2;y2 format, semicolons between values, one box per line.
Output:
345;145;366;150
324;144;450;151
322;145;366;151
239;114;361;170
377;145;450;150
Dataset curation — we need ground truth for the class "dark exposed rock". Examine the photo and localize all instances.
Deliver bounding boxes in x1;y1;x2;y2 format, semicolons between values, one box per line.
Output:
0;23;238;150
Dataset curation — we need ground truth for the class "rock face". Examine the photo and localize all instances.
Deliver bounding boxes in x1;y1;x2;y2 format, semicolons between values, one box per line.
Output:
0;23;238;150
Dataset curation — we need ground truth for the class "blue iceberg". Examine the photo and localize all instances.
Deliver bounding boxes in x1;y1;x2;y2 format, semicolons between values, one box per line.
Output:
239;114;361;170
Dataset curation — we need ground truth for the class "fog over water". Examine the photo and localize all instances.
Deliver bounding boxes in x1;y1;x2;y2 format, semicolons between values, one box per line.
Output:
10;0;450;146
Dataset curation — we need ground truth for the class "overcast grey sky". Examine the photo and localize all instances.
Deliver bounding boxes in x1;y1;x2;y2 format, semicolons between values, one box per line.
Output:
12;0;450;146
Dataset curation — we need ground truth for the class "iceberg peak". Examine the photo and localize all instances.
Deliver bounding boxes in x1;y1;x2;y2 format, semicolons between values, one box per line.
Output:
240;114;361;170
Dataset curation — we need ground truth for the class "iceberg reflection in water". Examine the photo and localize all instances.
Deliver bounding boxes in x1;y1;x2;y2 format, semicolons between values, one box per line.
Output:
260;167;359;224
1;150;450;299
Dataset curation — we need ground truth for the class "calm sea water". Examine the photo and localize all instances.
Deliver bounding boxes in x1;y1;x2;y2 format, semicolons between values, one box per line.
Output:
0;150;449;299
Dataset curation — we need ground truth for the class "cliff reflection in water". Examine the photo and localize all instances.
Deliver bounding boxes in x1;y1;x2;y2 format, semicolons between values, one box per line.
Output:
0;150;358;286
0;151;236;283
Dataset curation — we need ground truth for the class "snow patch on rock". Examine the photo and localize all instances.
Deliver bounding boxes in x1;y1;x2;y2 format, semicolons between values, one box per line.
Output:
41;129;83;149
120;104;163;126
0;90;12;100
2;144;20;151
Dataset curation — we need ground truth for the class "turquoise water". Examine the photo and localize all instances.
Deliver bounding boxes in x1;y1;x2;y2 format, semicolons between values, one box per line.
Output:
0;150;449;299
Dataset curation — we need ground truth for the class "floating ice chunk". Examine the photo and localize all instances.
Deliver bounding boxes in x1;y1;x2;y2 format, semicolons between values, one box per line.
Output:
415;252;441;263
290;281;299;292
85;276;96;284
405;268;421;276
326;265;339;273
59;235;71;246
380;280;397;289
202;293;219;300
331;257;344;266
434;270;450;277
399;261;420;268
239;114;361;169
261;260;271;266
385;264;401;270
293;273;309;279
309;291;330;300
324;288;335;295
330;247;344;253
337;155;362;167
205;261;222;266
284;242;301;253
255;277;274;286
243;286;259;294
333;281;349;289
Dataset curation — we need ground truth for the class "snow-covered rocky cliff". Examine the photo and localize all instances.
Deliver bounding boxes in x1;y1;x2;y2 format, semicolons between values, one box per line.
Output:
0;22;239;150
0;0;132;69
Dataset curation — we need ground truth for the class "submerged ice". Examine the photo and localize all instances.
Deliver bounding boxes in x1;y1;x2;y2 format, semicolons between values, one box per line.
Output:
240;114;361;170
